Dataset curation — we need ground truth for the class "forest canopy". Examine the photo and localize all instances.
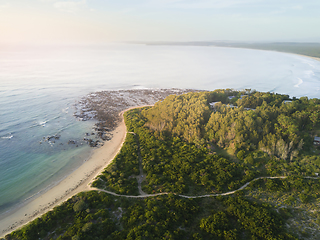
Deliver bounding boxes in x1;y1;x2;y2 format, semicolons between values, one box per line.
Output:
142;89;320;161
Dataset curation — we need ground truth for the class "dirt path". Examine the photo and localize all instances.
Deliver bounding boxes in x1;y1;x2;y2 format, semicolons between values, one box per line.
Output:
127;131;147;196
134;132;147;196
90;176;319;199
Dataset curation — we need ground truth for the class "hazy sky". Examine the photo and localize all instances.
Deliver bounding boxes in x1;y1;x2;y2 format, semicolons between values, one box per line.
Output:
1;0;320;44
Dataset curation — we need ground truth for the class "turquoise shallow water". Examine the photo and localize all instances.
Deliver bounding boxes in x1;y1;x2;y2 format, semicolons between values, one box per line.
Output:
0;43;319;215
0;86;95;213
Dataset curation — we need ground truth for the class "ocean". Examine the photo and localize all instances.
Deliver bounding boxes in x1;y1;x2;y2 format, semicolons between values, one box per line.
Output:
0;43;319;216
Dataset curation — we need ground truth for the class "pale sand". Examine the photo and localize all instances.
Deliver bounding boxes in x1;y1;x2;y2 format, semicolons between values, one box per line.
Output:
294;53;320;62
307;56;320;62
0;108;133;237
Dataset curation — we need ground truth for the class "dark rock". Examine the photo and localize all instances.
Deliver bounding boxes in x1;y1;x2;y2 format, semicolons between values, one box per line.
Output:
87;139;100;147
46;135;60;141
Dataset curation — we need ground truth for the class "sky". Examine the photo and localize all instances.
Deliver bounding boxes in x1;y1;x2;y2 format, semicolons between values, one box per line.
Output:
0;0;320;45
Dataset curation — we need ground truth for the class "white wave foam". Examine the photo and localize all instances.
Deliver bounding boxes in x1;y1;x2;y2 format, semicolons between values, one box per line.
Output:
307;62;315;68
62;107;69;114
132;85;148;89
39;121;47;127
1;133;13;139
304;70;315;78
294;78;303;88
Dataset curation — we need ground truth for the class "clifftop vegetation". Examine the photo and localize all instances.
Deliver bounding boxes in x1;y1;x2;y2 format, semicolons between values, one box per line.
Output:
142;89;319;161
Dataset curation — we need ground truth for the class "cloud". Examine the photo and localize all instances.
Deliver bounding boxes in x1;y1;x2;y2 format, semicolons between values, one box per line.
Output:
53;0;87;13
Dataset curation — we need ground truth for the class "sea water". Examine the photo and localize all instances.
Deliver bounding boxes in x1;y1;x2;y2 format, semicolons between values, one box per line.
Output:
0;43;319;215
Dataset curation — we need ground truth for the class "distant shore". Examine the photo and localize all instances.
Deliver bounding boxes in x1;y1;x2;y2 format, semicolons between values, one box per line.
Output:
305;55;320;62
141;41;320;60
0;112;127;237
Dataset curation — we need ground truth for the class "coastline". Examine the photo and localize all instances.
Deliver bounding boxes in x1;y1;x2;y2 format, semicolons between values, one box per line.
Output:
0;111;128;237
145;42;320;63
0;88;191;238
303;55;320;62
287;52;320;62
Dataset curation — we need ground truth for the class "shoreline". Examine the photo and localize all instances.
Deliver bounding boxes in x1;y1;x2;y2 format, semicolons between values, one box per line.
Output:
0;88;191;238
285;52;320;63
0;110;129;238
302;55;320;62
143;42;320;63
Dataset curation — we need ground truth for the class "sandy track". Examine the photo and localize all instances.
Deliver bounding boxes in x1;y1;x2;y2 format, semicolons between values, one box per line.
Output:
92;176;318;199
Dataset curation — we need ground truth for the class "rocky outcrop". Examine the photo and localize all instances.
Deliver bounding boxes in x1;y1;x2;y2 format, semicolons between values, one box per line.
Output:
73;89;201;147
43;135;61;142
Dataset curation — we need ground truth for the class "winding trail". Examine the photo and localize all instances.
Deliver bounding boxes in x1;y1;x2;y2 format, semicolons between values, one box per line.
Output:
91;175;319;199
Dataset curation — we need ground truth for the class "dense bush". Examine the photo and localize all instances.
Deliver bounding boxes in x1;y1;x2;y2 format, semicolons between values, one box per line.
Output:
91;133;139;195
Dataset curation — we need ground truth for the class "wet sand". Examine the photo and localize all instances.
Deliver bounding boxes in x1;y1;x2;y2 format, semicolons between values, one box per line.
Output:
290;53;320;62
307;56;320;62
0;113;127;237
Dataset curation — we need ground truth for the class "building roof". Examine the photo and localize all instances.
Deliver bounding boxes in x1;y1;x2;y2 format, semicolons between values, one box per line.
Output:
209;102;220;106
314;137;320;142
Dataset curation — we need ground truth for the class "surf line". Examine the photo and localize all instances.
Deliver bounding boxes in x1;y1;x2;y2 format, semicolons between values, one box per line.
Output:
294;78;303;88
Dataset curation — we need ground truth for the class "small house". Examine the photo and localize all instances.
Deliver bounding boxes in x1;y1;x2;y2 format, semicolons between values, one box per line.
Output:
239;95;247;100
314;137;320;145
209;102;220;109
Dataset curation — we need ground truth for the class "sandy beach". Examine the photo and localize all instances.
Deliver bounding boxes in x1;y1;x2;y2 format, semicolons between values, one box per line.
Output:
289;53;320;63
307;56;320;62
0;112;128;238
